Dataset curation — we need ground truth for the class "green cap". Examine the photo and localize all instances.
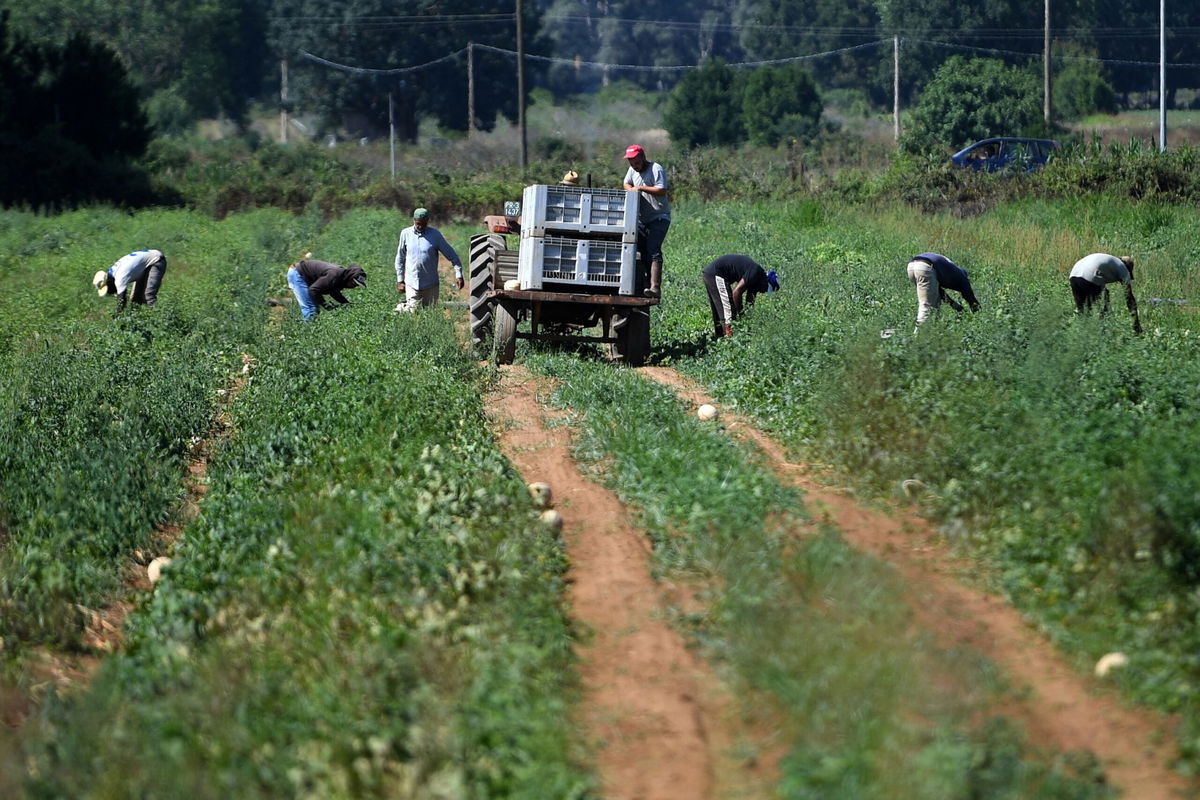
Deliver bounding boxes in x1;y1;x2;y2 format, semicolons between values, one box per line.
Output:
412;207;428;219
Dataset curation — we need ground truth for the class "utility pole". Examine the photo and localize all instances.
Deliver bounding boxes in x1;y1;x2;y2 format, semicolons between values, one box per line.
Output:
893;36;900;141
280;59;289;144
1044;0;1052;124
467;41;476;137
516;0;527;170
388;91;396;179
1160;0;1167;151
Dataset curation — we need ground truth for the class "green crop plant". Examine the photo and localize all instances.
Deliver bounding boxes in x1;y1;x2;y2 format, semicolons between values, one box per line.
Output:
527;352;1110;799
655;197;1200;772
0;208;317;651
17;222;589;798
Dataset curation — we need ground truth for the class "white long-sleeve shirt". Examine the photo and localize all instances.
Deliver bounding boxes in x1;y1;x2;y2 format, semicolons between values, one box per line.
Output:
109;249;164;294
393;226;462;290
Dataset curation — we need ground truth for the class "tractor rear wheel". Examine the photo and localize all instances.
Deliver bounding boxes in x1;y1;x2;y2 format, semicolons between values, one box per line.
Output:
469;234;505;355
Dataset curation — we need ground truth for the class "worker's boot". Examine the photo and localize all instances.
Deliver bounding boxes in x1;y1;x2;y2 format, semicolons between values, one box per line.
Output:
645;261;662;298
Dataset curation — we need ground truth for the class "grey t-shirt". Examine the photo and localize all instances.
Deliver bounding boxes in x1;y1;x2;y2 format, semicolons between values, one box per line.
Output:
1070;253;1130;286
623;161;671;223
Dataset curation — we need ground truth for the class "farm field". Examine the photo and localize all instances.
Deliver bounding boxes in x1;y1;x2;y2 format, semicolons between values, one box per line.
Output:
2;197;1199;798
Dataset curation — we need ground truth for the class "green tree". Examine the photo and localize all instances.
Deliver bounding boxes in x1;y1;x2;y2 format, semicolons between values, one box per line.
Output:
901;57;1050;155
663;59;745;147
742;62;822;146
736;0;883;103
0;0;270;128
269;0;543;141
0;12;151;207
1053;45;1117;121
540;0;739;93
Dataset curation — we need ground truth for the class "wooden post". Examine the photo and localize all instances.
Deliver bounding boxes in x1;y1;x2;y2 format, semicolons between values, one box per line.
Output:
467;41;476;137
893;37;900;141
517;0;527;170
1044;0;1052;124
1160;0;1167;151
389;91;396;180
280;59;289;144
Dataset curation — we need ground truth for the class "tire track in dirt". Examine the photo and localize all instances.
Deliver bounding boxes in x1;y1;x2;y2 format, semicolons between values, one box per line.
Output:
486;365;775;800
641;366;1197;800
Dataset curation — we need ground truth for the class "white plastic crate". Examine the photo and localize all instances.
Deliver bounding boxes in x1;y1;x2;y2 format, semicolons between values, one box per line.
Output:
521;184;637;240
517;234;637;295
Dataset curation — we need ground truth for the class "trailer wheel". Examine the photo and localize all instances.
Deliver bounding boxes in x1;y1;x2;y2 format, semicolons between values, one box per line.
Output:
469;234;504;355
494;302;518;365
611;307;650;367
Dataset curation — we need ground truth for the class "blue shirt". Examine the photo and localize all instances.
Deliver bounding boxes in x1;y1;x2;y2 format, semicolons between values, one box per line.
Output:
914;253;973;295
394;226;463;290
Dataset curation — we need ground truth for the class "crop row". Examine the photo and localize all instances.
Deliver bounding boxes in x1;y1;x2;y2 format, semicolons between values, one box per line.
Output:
0;207;316;649
525;351;1109;799
657;196;1200;768
16;217;588;798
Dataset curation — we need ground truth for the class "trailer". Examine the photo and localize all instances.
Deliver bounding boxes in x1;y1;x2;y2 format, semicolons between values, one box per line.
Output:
468;184;657;366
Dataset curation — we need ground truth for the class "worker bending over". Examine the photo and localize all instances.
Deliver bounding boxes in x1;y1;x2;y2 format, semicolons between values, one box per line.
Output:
702;254;779;338
1069;252;1141;334
905;252;980;329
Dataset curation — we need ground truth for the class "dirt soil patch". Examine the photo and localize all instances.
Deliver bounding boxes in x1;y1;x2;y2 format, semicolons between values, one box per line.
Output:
486;365;776;800
641;365;1198;800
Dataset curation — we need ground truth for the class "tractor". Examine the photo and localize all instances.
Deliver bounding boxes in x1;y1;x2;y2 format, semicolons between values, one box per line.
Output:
468;183;658;366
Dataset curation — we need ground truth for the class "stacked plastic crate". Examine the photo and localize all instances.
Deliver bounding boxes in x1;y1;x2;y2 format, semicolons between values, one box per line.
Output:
516;184;639;295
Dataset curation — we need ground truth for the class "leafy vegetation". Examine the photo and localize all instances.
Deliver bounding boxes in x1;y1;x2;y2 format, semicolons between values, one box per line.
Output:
8;210;590;798
901;57;1059;155
526;351;1113;799
655;196;1200;771
0;207;312;648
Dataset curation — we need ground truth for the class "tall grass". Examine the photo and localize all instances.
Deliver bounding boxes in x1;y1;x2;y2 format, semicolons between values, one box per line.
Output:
659;197;1200;769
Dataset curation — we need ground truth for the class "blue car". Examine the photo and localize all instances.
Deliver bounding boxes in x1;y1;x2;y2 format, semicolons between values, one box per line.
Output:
951;137;1059;173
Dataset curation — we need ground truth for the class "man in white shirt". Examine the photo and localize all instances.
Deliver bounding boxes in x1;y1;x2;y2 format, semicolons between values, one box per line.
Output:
92;249;167;312
1069;252;1141;333
394;207;463;312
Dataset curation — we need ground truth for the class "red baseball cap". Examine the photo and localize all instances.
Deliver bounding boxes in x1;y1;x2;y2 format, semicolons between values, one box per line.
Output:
624;144;644;159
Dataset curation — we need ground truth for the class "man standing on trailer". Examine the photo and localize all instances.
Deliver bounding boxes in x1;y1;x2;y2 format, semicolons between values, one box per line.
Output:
394;207;464;312
92;249;167;313
702;254;779;338
623;144;670;298
905;252;981;329
1069;252;1141;334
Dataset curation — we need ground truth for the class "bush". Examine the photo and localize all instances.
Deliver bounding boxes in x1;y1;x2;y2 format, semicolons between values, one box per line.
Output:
901;56;1058;155
663;59;746;148
742;63;823;147
1053;45;1118;121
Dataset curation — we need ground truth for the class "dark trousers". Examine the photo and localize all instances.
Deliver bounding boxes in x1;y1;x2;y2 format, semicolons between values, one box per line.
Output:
1071;276;1106;313
637;218;670;285
702;270;734;337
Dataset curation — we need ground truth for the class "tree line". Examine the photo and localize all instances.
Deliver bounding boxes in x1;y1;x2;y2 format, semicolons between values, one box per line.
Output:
2;0;1198;139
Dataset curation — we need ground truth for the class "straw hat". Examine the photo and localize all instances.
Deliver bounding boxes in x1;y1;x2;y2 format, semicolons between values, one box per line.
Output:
560;170;580;186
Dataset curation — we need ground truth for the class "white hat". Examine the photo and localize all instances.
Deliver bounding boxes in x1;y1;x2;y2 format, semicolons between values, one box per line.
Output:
93;271;112;296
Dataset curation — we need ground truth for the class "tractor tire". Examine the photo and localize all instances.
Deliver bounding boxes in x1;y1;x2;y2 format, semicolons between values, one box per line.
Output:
469;234;505;355
494;302;518;365
610;307;650;367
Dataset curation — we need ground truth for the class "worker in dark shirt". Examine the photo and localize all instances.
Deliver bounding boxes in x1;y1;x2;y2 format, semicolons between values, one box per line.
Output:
702;254;780;338
286;257;367;321
905;252;980;329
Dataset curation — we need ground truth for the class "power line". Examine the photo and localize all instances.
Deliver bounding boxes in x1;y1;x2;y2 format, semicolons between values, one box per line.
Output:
297;36;1200;78
472;39;890;72
298;48;467;76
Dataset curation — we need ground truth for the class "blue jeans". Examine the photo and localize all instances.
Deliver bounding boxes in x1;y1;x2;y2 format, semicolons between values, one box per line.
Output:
287;267;319;321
